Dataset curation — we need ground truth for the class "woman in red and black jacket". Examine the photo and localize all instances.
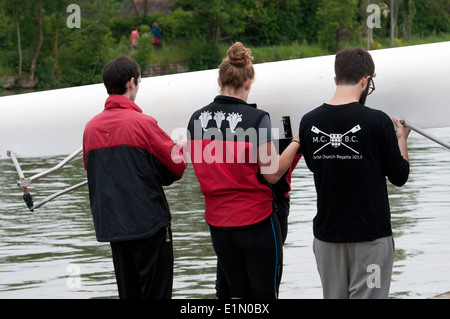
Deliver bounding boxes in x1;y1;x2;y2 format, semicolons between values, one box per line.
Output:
83;56;187;299
187;42;300;299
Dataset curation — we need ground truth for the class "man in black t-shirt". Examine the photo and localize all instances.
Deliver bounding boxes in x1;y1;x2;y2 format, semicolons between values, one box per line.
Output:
299;47;410;299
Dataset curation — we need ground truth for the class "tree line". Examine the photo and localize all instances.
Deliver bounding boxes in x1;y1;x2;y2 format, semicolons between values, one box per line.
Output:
0;0;449;92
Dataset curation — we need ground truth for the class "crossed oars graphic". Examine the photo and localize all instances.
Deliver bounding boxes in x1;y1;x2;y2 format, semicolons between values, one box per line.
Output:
311;125;361;155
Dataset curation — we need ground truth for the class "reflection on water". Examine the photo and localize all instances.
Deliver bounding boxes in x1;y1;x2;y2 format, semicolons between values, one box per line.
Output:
0;129;449;299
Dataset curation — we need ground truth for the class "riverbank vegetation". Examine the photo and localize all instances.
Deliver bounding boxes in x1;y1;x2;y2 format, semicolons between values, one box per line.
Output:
0;0;449;94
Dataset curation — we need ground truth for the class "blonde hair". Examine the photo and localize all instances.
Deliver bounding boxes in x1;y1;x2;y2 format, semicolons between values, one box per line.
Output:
219;42;255;89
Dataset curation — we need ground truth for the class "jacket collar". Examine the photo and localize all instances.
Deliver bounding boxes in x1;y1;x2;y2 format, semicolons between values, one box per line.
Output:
214;95;257;109
104;94;143;113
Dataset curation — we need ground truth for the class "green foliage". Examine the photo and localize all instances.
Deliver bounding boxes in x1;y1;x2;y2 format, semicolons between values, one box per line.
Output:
132;32;155;70
157;9;199;41
0;0;449;92
317;0;359;52
412;0;450;35
174;0;247;43
251;42;330;63
241;0;319;46
186;39;222;71
53;1;124;87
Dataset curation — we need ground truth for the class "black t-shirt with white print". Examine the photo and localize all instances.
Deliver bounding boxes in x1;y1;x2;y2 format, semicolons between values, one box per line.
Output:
299;102;409;243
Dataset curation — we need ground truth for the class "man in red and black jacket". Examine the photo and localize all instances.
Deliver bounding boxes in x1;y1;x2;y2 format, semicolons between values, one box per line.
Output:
83;55;187;299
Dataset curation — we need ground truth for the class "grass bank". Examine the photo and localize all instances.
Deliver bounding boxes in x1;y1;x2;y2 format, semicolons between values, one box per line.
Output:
1;33;449;95
146;32;449;69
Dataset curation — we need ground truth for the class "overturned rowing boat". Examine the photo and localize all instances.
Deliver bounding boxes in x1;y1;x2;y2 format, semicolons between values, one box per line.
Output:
1;42;450;210
1;41;450;160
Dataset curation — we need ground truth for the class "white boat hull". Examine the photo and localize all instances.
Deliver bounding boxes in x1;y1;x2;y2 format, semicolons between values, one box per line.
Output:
1;41;450;159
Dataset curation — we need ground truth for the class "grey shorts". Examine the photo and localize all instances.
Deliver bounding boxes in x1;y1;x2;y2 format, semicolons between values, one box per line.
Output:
313;236;395;299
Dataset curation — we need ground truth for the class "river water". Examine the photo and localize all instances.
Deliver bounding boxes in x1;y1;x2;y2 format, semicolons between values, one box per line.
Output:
0;128;449;299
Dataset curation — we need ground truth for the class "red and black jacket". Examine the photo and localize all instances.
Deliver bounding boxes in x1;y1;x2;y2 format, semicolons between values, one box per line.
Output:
83;95;187;242
187;95;273;228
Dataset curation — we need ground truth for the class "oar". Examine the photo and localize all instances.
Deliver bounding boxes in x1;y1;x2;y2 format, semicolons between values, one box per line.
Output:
401;120;450;150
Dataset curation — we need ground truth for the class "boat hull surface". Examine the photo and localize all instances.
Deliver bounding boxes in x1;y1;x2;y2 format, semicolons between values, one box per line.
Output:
1;42;449;159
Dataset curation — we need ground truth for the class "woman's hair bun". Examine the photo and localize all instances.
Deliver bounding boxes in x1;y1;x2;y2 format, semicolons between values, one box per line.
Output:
227;42;254;67
219;42;255;89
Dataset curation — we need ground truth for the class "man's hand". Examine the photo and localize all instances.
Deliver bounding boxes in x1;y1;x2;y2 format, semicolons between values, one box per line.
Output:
392;118;410;162
393;118;411;141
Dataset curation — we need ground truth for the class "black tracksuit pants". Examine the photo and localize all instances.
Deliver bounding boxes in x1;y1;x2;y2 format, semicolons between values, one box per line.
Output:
110;226;173;299
211;213;283;299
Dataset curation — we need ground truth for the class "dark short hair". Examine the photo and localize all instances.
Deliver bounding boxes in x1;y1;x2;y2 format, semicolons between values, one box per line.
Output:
102;56;141;95
335;47;375;85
